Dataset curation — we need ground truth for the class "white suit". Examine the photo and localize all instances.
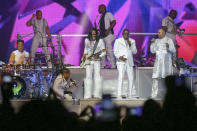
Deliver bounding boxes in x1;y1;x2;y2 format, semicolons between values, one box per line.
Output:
53;74;77;100
83;38;106;99
114;38;137;98
150;36;176;98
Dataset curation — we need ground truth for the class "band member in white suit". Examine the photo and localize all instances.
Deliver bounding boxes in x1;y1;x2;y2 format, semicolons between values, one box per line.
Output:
82;28;106;99
53;68;77;100
114;29;137;98
150;28;176;98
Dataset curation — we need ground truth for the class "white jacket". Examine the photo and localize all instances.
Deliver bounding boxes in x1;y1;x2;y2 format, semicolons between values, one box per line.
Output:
114;38;137;66
53;74;68;99
53;74;77;99
83;38;106;58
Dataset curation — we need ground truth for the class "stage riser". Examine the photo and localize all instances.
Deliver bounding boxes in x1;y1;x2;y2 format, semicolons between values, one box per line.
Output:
69;68;197;98
1;68;196;99
6;99;163;114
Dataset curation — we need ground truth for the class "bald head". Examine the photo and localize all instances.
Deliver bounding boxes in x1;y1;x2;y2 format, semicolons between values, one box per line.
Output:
158;28;166;39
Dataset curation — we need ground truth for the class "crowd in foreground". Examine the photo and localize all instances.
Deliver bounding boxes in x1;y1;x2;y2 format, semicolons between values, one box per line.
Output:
0;74;197;131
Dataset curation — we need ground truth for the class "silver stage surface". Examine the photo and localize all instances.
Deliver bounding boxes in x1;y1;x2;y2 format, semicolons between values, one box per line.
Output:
1;67;197;114
67;67;197;99
6;99;163;114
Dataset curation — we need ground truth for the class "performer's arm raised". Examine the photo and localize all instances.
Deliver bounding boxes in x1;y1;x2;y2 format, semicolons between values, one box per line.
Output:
26;14;36;26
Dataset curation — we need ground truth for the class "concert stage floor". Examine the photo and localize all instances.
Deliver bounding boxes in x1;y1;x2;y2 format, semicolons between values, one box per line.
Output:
1;67;197;115
8;98;163;114
67;67;197;99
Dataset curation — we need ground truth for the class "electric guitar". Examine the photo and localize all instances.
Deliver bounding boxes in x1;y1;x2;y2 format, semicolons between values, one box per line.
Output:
80;49;106;68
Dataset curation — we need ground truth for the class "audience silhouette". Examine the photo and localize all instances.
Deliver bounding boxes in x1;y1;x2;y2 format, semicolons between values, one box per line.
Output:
0;74;197;131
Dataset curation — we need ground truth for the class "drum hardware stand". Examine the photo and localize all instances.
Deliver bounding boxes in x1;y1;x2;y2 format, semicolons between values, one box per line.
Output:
57;35;64;70
188;68;197;92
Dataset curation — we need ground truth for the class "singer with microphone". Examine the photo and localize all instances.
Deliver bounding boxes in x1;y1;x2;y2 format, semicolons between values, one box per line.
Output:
150;28;176;98
26;10;53;67
114;29;137;99
53;68;78;100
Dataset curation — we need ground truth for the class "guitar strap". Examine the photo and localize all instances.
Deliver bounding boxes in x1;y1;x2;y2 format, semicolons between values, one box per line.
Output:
92;39;99;54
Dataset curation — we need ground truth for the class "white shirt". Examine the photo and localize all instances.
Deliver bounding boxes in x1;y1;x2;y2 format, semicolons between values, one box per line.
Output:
53;74;77;99
99;12;115;35
162;16;176;33
12;50;29;64
162;16;177;40
150;36;176;78
84;38;106;59
32;18;48;36
114;38;137;67
53;74;68;98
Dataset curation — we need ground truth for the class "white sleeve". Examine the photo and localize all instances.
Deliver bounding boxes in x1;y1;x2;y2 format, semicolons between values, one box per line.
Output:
108;12;115;22
150;41;158;54
114;39;121;59
12;51;16;56
131;39;137;54
44;19;48;27
167;38;176;54
83;38;89;54
162;17;168;27
99;39;106;58
53;77;64;98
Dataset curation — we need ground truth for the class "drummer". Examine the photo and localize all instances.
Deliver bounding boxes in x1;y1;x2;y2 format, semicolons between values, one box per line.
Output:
9;40;30;65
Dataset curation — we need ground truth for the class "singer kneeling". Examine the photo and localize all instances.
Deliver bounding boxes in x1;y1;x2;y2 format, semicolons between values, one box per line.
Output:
53;68;78;100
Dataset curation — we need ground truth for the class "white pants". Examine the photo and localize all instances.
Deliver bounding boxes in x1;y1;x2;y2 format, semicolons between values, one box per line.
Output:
84;61;103;99
31;36;51;64
151;78;166;98
117;63;135;98
101;34;116;68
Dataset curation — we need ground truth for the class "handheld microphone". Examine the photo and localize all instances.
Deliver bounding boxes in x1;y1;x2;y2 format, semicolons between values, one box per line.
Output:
70;78;78;87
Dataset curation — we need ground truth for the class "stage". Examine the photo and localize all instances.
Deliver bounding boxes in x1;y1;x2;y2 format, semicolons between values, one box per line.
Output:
1;67;197;114
1;66;197;99
67;67;197;99
7;98;163;114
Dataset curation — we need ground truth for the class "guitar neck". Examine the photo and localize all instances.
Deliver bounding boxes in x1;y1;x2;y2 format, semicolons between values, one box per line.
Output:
94;51;102;56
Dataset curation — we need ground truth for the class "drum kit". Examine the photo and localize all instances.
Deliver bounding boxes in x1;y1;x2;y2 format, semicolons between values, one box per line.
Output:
0;53;62;99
